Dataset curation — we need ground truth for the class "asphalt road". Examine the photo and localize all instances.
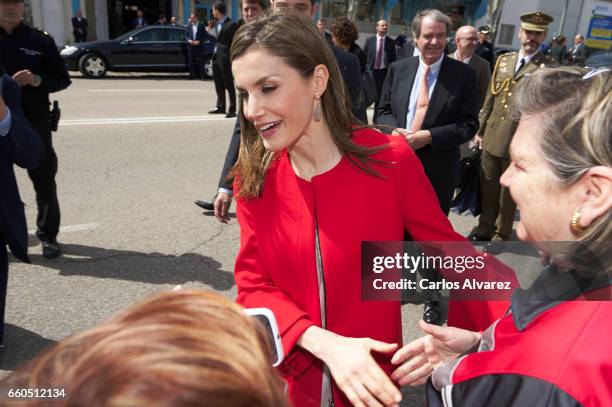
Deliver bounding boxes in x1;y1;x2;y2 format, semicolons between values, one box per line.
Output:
1;73;539;406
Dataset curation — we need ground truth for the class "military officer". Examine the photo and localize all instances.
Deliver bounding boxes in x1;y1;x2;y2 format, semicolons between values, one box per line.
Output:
0;0;71;259
469;11;557;254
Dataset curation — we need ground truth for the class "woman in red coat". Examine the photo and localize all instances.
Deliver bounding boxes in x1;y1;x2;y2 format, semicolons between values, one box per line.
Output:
230;12;510;407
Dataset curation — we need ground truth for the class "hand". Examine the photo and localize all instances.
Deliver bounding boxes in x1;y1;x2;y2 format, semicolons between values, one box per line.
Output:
214;192;233;224
12;70;37;87
391;128;431;150
390;320;480;386
472;135;483;149
194;40;200;46
299;327;402;407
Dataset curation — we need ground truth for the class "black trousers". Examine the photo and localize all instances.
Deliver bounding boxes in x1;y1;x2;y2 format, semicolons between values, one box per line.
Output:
212;57;236;113
372;67;388;123
188;46;204;79
0;235;7;344
27;119;60;242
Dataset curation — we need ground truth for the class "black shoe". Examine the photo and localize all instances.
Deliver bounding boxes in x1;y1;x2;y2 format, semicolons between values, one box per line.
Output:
483;240;505;255
208;108;226;114
195;198;215;211
42;240;61;259
423;301;442;325
468;229;491;242
225;111;236;118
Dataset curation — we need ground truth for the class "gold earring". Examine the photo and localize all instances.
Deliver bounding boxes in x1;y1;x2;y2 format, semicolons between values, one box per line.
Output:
570;211;585;236
313;97;322;122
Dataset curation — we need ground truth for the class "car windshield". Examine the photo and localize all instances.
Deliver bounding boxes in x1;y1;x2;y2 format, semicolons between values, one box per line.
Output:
111;27;185;41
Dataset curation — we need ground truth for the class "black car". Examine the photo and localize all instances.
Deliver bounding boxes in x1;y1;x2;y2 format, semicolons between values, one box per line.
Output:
60;25;216;78
585;50;612;68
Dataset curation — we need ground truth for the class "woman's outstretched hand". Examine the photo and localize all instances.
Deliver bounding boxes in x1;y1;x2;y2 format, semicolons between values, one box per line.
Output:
390;320;481;386
298;326;402;407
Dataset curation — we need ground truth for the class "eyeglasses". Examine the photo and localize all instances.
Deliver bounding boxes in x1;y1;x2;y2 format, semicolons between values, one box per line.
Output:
458;38;479;43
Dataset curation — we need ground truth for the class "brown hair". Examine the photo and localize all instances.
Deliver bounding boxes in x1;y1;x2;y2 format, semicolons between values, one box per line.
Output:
230;11;385;198
4;290;289;407
511;67;611;262
331;17;359;47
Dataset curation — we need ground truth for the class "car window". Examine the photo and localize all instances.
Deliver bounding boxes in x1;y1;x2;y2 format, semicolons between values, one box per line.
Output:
166;28;186;42
132;29;163;42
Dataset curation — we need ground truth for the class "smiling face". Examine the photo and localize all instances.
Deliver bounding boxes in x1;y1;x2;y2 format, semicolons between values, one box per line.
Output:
416;16;447;65
518;28;547;54
500;114;579;244
233;48;319;152
242;1;264;23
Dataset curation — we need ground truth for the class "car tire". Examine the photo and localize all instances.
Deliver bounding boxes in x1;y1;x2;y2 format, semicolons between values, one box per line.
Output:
79;53;107;78
203;57;213;79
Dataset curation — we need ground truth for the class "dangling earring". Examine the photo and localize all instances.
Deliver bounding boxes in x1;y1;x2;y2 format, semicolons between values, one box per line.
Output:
313;93;322;122
570;210;585;236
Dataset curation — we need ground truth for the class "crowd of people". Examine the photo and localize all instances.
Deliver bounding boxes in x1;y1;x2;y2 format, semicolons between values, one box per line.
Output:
1;0;611;405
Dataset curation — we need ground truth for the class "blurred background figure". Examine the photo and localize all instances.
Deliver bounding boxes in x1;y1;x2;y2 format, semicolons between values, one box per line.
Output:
132;9;148;30
169;16;178;26
71;10;87;43
550;35;567;64
364;19;396;123
395;28;408;58
569;34;587;66
331;17;366;73
475;25;494;70
153;14;167;26
185;14;207;80
316;18;333;45
3;289;290;407
450;25;491;108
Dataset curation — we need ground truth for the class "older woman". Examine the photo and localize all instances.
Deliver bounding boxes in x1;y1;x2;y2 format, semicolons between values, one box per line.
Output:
391;67;612;405
230;11;512;407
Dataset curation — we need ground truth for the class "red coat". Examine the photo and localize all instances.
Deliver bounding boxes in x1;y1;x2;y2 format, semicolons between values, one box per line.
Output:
234;128;509;406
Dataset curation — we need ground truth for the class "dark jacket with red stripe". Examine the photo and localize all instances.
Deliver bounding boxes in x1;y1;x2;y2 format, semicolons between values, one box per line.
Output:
428;263;612;407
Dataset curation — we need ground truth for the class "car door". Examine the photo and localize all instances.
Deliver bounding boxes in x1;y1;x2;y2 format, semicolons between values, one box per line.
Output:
164;27;189;69
111;27;166;68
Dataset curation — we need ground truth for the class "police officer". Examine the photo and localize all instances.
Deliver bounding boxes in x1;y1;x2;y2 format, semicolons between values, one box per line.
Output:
0;0;71;259
469;12;557;254
475;25;494;70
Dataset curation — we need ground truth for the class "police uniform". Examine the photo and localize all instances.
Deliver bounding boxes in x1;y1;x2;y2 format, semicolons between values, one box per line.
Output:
475;26;494;70
0;22;71;253
473;12;557;243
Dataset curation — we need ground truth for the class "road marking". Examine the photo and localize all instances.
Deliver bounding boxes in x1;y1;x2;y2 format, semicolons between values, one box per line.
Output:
88;89;204;93
60;115;233;126
28;223;99;235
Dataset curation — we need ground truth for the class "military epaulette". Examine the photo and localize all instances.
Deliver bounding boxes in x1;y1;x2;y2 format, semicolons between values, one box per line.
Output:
33;27;53;38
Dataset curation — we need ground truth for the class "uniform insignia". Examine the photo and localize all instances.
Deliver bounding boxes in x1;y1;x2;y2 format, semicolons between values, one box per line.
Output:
19;47;42;56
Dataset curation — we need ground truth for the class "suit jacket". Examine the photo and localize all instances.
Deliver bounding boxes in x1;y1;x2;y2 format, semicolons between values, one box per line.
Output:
185;22;208;46
570;43;587;65
479;51;557;158
448;52;491;108
71;16;87;34
214;17;238;63
331;45;367;123
364;35;396;70
132;18;148;29
377;56;479;214
0;73;43;262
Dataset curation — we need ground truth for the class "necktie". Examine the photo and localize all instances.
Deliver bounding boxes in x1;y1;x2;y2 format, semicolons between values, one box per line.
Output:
374;37;383;69
410;65;430;132
514;58;525;77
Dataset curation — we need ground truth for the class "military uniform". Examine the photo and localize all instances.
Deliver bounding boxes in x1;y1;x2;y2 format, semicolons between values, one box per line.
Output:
474;12;557;242
0;22;71;248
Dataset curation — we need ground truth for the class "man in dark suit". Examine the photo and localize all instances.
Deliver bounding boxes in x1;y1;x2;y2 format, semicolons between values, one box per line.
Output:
132;10;148;30
208;1;238;118
0;67;43;344
153;14;168;26
185;14;207;80
377;9;479;324
196;0;365;217
71;10;88;43
364;19;396;122
449;26;491;108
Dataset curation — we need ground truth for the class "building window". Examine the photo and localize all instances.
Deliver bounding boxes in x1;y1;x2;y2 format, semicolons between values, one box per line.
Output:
498;24;515;46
